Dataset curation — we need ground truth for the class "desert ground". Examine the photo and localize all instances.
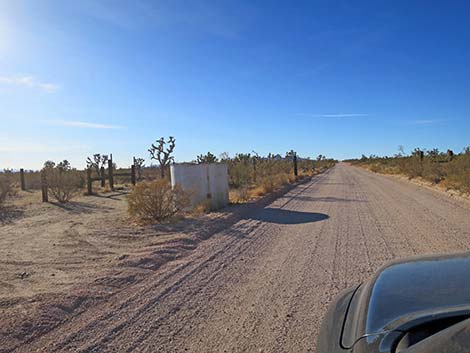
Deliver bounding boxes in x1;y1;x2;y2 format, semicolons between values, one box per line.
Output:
2;163;470;352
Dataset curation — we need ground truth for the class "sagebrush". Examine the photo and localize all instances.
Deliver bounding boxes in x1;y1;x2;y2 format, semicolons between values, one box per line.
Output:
127;179;190;223
43;161;82;203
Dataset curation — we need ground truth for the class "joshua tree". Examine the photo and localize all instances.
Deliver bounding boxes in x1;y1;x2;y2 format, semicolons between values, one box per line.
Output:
43;160;56;169
427;148;440;160
412;148;424;161
86;154;109;174
219;152;230;161
149;136;176;178
133;157;145;180
286;150;296;159
251;151;260;182
196;152;218;164
57;160;71;171
397;145;405;157
234;153;251;163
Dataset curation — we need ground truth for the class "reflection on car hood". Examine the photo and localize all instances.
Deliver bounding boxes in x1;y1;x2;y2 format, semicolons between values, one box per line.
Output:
367;254;470;333
342;253;470;348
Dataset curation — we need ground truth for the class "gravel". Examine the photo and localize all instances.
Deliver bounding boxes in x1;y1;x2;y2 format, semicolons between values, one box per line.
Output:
10;163;470;353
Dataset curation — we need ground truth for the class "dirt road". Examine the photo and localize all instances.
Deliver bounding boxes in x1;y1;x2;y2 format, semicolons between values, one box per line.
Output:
11;163;470;352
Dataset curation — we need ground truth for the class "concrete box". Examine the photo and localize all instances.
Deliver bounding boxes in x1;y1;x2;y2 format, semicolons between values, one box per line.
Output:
170;163;229;210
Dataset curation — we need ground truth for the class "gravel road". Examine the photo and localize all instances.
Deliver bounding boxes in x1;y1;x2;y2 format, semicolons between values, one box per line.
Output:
16;163;470;353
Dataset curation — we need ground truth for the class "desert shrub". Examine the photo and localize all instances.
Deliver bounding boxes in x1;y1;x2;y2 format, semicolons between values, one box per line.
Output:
260;176;277;194
0;173;13;205
140;166;170;182
421;159;446;184
229;160;253;188
197;152;218;164
349;148;470;193
43;161;81;203
256;173;290;195
23;171;42;190
444;154;470;193
224;153;335;202
127;179;190;223
404;158;424;178
287;173;297;183
369;163;382;173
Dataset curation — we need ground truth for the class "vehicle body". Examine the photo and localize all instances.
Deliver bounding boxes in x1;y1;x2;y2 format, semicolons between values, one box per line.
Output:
316;253;470;353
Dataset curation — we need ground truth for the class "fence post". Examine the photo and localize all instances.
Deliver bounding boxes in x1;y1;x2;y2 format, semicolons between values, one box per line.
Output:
293;153;298;177
41;171;48;202
87;168;92;195
131;165;136;185
448;149;454;161
100;166;106;187
252;158;257;183
108;159;114;191
20;168;26;191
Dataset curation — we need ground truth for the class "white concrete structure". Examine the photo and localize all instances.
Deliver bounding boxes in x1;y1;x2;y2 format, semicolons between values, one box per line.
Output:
170;163;229;210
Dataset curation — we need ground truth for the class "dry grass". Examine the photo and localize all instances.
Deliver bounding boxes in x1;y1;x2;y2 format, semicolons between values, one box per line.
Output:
227;157;336;204
0;174;12;205
190;201;213;215
350;149;470;194
228;173;290;202
229;187;250;203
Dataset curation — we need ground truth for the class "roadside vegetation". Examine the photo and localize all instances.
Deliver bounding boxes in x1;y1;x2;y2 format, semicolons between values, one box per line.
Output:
127;179;190;223
223;152;336;203
0;170;14;206
126;151;336;222
2;136;337;222
347;147;470;194
43;160;83;203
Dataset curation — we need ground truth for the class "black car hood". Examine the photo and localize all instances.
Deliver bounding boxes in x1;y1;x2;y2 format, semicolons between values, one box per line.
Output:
403;316;470;353
342;253;470;349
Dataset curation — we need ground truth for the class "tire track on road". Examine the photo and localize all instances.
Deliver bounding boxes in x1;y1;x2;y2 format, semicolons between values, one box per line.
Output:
15;163;470;353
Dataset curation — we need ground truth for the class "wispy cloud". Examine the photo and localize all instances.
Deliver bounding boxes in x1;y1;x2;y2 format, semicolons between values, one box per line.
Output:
406;119;443;125
296;113;369;118
74;0;254;39
0;75;59;93
50;120;126;130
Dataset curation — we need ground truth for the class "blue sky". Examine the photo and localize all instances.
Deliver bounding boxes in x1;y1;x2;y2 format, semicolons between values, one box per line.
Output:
1;0;469;169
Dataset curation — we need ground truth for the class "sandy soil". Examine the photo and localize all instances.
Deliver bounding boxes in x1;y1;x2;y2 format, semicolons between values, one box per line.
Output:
0;187;252;352
1;189;131;302
2;163;470;352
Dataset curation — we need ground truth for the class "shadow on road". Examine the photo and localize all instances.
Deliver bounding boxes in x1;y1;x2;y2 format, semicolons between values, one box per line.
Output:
0;206;25;224
287;196;365;203
248;208;329;225
92;190;128;201
50;201;114;214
